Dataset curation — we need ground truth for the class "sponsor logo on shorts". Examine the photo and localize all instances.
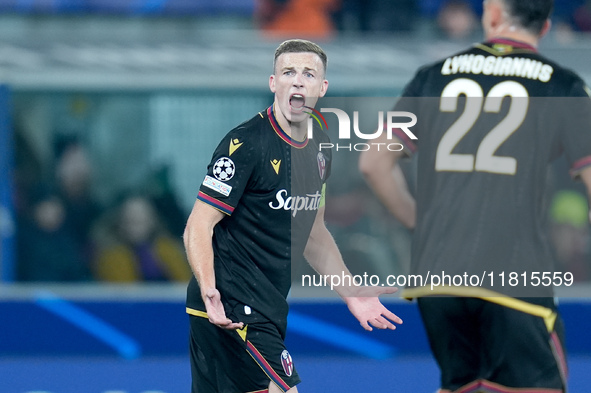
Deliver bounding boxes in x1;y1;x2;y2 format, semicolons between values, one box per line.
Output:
280;350;293;377
202;175;232;196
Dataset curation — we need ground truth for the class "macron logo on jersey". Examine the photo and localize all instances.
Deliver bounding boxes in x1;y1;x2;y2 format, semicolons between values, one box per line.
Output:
269;189;322;217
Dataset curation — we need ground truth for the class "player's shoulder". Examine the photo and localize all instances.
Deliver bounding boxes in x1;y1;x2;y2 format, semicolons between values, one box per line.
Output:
224;109;272;145
526;50;587;85
545;61;590;97
401;46;476;96
226;109;269;140
312;128;331;144
213;109;269;159
308;128;332;157
414;44;480;75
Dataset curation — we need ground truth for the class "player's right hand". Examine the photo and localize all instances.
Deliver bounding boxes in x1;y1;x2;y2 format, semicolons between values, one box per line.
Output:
203;288;244;330
343;286;403;332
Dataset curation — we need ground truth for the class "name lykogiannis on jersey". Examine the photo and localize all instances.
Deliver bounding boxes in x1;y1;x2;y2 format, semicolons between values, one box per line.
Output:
441;54;553;83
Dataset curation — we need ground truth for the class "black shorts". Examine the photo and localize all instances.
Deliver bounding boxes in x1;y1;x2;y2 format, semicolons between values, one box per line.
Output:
417;297;567;393
188;308;301;393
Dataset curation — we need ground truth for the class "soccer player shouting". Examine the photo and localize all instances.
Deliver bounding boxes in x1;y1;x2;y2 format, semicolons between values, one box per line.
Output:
184;39;402;393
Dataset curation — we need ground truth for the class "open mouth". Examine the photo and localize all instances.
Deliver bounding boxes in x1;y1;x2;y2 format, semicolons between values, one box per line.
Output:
289;93;306;111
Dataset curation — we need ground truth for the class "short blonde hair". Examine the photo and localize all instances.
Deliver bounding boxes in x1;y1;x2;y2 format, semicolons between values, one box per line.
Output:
273;39;327;74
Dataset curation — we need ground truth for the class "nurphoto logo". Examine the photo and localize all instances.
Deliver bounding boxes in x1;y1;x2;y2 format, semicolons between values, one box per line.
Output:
305;107;417;152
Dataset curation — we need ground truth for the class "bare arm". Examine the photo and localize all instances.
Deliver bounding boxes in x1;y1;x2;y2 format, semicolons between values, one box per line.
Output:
581;166;591;223
303;206;354;290
183;200;243;329
304;206;403;331
359;134;416;229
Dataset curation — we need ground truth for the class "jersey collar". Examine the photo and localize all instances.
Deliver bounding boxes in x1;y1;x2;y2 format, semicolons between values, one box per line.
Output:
487;38;537;53
267;105;309;149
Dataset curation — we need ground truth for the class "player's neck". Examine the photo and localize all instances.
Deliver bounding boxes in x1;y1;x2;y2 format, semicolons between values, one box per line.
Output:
274;108;308;142
288;124;308;142
487;31;540;49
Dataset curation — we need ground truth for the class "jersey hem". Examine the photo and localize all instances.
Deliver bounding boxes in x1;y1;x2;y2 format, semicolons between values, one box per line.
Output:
403;286;556;332
186;307;208;319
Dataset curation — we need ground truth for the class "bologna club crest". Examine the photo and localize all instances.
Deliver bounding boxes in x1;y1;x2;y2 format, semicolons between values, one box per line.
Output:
317;152;326;180
280;350;293;377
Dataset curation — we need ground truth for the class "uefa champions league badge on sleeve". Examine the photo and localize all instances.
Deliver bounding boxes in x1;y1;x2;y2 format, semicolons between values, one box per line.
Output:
213;157;235;181
280;350;294;377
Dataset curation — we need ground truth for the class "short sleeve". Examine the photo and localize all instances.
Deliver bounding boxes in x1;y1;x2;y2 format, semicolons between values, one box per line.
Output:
390;67;427;155
197;129;256;215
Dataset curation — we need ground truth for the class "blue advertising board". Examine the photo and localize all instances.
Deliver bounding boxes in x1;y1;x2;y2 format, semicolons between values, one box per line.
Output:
0;297;590;392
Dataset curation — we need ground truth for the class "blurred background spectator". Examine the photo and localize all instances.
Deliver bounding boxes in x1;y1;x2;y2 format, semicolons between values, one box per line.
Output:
332;0;418;33
142;164;188;239
257;0;340;38
92;194;190;282
573;0;591;32
54;137;102;264
436;0;477;39
17;185;92;281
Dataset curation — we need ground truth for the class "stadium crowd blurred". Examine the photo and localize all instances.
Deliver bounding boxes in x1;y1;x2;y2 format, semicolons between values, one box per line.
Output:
257;0;591;39
14;133;191;282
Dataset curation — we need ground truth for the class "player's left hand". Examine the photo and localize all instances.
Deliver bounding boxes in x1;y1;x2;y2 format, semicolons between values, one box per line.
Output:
343;286;403;331
203;288;244;330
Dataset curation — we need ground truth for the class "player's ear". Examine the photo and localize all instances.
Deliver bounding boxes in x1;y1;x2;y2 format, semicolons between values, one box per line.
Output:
269;74;276;93
487;0;504;31
319;79;329;98
539;19;552;39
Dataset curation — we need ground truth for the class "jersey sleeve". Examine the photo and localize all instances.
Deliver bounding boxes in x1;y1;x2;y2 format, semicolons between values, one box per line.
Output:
390;67;427;155
197;129;256;215
562;80;591;179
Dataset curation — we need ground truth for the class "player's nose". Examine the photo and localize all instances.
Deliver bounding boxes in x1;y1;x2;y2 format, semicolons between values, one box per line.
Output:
293;72;304;87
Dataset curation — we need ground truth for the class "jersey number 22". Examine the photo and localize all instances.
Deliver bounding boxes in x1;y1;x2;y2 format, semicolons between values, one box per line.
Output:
435;78;528;175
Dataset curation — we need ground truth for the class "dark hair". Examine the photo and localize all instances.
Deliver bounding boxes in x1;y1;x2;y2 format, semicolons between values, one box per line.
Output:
273;39;328;74
503;0;553;35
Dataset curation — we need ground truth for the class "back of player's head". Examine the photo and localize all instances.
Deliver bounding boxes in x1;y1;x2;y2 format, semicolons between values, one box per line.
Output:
501;0;553;35
273;39;328;75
